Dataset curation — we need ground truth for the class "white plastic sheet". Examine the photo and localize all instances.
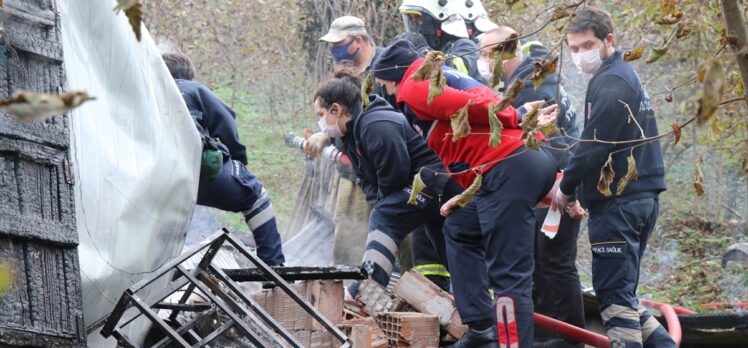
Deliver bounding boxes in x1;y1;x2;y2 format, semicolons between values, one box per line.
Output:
60;0;201;345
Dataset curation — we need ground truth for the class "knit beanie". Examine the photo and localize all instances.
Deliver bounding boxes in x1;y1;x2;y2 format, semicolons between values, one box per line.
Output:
372;39;419;82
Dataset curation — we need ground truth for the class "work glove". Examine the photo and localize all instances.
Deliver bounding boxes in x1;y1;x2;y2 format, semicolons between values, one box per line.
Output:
304;131;330;157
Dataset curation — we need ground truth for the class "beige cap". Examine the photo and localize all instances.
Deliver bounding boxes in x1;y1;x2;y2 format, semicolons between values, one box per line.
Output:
319;16;367;43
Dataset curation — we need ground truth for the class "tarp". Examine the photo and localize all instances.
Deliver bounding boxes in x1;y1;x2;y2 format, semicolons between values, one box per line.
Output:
60;0;201;345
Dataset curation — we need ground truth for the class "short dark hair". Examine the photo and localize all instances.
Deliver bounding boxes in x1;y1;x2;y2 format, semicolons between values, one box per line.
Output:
313;66;361;111
569;6;614;41
162;52;195;80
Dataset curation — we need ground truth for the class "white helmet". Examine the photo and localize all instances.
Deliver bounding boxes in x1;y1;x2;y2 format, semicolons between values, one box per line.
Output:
457;0;499;35
399;0;469;38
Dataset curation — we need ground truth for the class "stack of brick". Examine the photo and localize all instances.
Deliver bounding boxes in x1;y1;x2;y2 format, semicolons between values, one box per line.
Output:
251;280;343;347
374;312;439;348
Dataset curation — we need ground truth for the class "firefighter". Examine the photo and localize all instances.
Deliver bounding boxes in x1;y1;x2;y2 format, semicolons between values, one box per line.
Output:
479;26;587;345
550;7;676;348
310;68;463;301
162;52;285;267
457;0;500;41
372;39;559;348
399;0;485;83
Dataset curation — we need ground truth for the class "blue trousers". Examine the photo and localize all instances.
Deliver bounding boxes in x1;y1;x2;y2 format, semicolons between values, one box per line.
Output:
350;187;449;297
443;148;556;348
588;195;675;348
197;160;285;266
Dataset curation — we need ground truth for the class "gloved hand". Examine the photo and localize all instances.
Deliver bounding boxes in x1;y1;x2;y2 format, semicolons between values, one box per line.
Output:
304;131;330;157
550;188;570;213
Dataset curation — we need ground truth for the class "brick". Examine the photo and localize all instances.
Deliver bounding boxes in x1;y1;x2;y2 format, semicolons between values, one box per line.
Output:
375;312;439;348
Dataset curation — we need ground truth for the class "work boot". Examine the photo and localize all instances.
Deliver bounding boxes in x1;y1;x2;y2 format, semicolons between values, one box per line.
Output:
447;327;499;348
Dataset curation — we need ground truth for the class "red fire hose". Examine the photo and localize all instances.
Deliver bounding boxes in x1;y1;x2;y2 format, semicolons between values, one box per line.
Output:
640;299;683;347
534;313;610;348
535;299;686;347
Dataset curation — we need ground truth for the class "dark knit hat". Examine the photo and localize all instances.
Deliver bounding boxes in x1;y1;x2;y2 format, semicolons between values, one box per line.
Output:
372;39;419;82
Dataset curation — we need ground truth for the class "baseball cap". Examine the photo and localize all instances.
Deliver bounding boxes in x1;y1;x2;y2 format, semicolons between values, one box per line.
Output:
320;16;368;43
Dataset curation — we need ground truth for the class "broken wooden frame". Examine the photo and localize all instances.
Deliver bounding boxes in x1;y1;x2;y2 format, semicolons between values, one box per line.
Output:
100;228;352;347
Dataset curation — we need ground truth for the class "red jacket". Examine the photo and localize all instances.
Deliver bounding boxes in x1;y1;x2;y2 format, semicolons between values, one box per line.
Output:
397;58;535;188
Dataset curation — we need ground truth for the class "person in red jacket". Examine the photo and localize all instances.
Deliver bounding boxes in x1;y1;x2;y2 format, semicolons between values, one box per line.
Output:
372;39;558;348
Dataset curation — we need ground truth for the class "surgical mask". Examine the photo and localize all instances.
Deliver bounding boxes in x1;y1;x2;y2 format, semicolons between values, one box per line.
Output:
318;107;344;138
331;40;360;63
571;48;603;75
477;59;493;83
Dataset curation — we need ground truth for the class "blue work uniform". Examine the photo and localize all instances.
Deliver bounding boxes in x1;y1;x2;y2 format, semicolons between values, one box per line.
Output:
558;50;675;348
176;79;285;266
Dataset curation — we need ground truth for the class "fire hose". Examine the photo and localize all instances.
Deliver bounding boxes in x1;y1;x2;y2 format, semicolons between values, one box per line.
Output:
284;132;344;164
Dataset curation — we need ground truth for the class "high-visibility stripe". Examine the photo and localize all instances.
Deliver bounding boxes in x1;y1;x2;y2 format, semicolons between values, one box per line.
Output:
363;249;394;275
452;57;469;75
246;205;275;230
607;327;643;343
369;229;398;255
601;304;639;324
413;264;450;278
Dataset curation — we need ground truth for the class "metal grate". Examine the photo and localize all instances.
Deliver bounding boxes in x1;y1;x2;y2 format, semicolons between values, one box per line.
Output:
99;228;352;348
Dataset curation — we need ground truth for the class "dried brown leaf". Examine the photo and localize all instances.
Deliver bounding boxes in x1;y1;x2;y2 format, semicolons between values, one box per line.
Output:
530;56;559;91
428;69;446;104
450;101;473;142
114;0;143;41
694;155;705;196
665;93;674;103
550;7;574;22
616;152;638;196
521;107;539;139
624;46;645;62
411;51;446;81
496;79;524;113
488;102;503;147
697;59;726;125
656;9;683;25
361;74;373;110
676;21;694;39
407;169;427;206
597;154;615;197
491;52;504;88
540;122;559;136
412;51;447;104
0;90;95;122
720;28;729;48
671;122;682;146
456;174;483;207
524;131;541;150
741;151;748;174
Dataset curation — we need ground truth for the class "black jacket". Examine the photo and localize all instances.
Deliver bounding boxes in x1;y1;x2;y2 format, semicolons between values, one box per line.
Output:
176;79;248;164
506;44;580;167
559;49;666;205
339;95;449;204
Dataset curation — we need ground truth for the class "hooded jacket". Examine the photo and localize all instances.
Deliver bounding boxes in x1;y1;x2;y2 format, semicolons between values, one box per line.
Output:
397;58;542;188
338;95;449;204
559;49;666;205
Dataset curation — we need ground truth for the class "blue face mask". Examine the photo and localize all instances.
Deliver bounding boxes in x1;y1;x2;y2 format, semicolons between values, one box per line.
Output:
331;39;360;63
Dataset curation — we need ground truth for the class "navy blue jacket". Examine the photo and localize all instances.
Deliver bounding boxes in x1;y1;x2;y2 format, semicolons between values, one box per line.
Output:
440;38;485;85
506;44;580;167
559;50;666;205
340;95;448;204
176;79;248;165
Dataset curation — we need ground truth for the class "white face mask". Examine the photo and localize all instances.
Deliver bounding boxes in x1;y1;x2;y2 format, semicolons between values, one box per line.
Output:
477;59;493;83
318;109;344;138
571;47;603;75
